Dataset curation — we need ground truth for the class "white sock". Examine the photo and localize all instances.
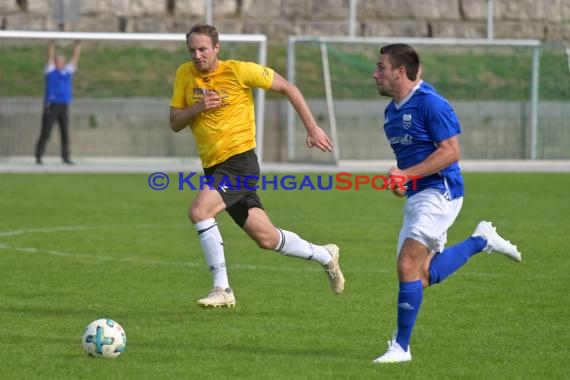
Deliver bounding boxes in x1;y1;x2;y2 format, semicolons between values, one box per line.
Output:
274;228;331;265
195;218;229;289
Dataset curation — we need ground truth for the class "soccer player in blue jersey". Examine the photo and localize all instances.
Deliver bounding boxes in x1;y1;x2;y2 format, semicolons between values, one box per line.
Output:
371;43;522;363
35;40;81;165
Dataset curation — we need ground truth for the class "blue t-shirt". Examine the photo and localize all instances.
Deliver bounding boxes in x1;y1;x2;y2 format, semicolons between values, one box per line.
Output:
383;81;464;199
44;63;75;104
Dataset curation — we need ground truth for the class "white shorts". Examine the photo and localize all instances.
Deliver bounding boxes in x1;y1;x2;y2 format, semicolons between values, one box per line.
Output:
397;188;463;255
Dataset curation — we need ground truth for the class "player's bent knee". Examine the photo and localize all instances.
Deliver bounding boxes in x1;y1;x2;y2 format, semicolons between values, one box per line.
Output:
188;208;198;223
397;258;415;275
188;205;209;223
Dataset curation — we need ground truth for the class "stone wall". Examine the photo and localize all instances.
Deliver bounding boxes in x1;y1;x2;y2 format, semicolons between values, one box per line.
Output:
1;0;569;42
1;98;569;160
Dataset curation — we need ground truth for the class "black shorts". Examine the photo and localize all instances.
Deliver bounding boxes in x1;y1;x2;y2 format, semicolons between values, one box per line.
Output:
203;150;264;227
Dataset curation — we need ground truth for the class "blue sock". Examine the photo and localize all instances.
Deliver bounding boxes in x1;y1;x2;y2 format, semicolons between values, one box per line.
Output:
428;236;486;286
395;280;423;351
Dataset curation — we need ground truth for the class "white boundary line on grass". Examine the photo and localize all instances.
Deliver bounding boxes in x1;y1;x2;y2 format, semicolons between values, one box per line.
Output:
1;157;570;173
0;242;203;268
0;226;337;273
0;225;199;267
0;237;521;279
0;226;89;237
0;226;522;279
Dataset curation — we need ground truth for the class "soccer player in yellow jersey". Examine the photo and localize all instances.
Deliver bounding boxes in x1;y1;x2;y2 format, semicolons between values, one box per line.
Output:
170;23;345;308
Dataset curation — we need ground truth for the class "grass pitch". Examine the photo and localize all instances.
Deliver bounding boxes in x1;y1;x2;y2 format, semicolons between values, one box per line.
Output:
0;172;568;379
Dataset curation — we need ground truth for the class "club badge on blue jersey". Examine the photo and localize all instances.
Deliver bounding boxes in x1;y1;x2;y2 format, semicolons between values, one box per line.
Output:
402;114;412;129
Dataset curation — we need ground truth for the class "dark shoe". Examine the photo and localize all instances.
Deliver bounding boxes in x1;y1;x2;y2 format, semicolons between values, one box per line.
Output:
63;159;74;165
36;157;42;165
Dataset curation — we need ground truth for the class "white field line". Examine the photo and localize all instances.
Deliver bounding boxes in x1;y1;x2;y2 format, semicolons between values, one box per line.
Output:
0;242;203;268
0;226;89;237
0;241;347;273
0;226;522;278
2;157;570;173
0;226;329;273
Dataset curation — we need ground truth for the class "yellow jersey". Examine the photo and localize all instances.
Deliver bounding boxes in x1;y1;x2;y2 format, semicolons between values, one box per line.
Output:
170;59;274;168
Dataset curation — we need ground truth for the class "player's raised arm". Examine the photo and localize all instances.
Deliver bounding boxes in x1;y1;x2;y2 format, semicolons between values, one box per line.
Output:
70;40;81;68
47;40;55;64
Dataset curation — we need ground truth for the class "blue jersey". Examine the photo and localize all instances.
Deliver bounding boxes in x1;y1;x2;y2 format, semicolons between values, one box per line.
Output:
383;81;464;199
44;63;75;104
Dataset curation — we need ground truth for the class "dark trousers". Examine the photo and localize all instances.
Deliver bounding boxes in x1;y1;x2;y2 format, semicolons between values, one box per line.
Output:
35;103;70;162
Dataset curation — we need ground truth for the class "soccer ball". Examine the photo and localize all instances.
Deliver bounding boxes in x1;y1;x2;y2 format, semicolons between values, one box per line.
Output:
81;318;127;358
